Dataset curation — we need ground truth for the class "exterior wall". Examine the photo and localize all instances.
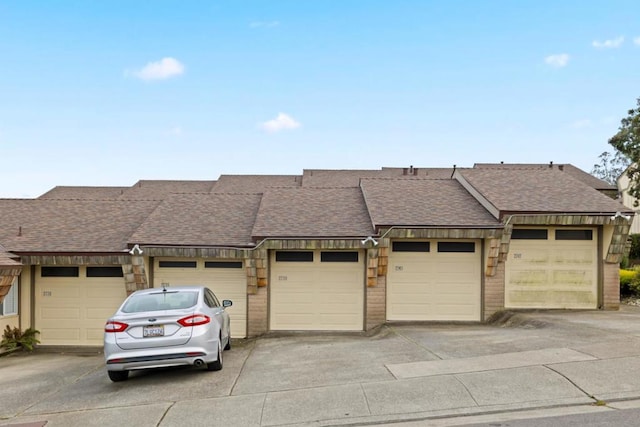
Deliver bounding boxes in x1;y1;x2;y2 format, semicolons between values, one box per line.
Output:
603;262;620;310
247;286;268;337
366;275;386;330
484;261;505;320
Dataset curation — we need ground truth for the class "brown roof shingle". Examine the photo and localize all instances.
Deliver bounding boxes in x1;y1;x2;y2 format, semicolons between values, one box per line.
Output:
130;193;262;247
0;199;162;252
0;246;21;267
360;178;500;228
458;168;630;214
473;163;616;191
120;180;217;199
39;186;130;199
301;168;455;187
252;187;375;238
213;175;301;192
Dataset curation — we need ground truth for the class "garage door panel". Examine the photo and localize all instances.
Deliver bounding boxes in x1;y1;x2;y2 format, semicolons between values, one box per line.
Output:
552;270;593;285
270;250;364;331
388;240;481;321
86;307;117;320
41;328;81;341
86;328;105;342
41;307;81;320
36;268;127;346
506;228;597;309
155;259;247;338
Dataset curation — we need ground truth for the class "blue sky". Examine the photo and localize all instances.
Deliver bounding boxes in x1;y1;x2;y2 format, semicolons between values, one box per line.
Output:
1;1;639;197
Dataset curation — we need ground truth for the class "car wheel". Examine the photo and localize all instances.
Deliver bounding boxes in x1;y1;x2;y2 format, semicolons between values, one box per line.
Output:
108;370;129;382
207;338;223;371
224;326;231;350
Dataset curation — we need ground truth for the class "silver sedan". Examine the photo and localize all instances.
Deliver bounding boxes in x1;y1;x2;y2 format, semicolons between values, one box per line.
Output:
104;285;231;382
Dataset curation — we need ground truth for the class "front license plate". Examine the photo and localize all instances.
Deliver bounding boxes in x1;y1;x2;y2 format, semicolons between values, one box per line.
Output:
143;325;164;337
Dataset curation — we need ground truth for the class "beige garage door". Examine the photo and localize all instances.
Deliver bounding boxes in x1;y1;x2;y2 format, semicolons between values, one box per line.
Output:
506;227;597;309
36;266;127;346
270;250;364;331
154;258;247;338
387;240;481;321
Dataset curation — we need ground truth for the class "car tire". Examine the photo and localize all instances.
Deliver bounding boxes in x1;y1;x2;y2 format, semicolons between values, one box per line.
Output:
207;338;223;371
224;328;231;351
108;370;129;382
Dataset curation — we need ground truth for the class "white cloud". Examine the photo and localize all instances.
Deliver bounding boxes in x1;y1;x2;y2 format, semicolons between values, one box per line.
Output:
170;126;183;136
634;37;640;46
544;53;570;68
250;21;280;28
131;57;185;81
260;113;301;133
592;36;624;49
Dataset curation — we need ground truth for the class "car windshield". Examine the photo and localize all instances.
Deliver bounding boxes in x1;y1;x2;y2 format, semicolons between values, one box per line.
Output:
121;291;198;313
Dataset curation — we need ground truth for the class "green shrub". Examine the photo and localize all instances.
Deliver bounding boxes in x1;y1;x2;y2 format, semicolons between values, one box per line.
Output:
630;234;640;260
1;325;40;351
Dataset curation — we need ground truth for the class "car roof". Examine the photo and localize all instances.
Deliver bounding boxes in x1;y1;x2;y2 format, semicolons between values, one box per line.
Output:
131;286;207;295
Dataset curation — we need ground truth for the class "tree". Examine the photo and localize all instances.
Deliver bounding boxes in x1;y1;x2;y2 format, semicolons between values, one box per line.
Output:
609;97;640;202
591;151;630;185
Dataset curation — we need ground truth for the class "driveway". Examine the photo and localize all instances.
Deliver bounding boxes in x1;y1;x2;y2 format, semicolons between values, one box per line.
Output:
3;307;640;426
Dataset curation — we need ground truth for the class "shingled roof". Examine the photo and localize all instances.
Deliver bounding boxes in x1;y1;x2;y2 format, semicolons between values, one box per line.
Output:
252;187;375;238
456;168;631;216
213;175;301;192
301;167;455;187
0;246;21;267
39;186;129;199
360;178;500;228
121;180;217;199
473;163;616;191
0;199;162;253
130;193;263;247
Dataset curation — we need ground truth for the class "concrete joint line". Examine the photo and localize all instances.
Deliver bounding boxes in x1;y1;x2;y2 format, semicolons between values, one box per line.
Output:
386;325;443;361
229;340;257;396
543;364;599;403
156;401;176;426
258;393;268;427
359;383;373;417
453;375;481;407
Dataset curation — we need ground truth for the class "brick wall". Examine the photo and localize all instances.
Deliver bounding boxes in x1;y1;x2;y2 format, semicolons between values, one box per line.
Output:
247;286;268;337
603;262;620;310
484;262;505;320
366;275;386;330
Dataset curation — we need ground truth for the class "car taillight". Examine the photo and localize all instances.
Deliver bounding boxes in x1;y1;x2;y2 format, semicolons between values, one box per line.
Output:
105;321;128;333
178;314;210;327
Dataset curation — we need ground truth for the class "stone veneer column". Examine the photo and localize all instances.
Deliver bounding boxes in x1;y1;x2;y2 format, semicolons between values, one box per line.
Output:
603;262;620;310
247;285;268;337
483;261;505;321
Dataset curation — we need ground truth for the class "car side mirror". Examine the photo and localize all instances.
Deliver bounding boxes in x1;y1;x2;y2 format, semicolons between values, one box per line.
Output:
222;300;233;308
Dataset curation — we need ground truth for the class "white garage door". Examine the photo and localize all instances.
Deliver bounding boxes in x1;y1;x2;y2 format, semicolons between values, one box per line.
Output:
36;266;127;346
154;258;247;338
270;250;364;331
506;227;597;309
387;240;481;321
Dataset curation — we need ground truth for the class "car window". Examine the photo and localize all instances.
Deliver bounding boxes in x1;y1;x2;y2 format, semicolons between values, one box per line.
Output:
122;291;198;313
204;289;219;307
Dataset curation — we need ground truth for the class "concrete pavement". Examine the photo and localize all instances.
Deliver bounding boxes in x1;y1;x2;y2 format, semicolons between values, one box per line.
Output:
2;306;640;426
